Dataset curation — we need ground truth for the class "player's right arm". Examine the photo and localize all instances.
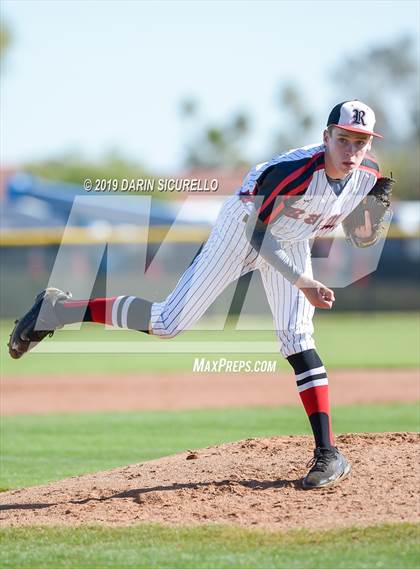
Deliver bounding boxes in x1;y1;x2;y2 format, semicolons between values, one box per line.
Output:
244;212;335;309
294;274;335;309
241;160;335;309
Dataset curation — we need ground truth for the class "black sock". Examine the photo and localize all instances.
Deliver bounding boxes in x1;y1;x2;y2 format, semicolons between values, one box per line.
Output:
287;349;334;449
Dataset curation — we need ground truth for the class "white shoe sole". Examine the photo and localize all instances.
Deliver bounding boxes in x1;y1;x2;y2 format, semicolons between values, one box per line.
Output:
302;462;352;490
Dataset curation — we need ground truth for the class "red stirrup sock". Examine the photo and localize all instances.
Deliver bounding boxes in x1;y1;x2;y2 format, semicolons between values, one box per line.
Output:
55;296;152;333
287;349;334;448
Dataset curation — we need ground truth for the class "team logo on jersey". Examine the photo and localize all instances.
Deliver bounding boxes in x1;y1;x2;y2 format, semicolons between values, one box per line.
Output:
352;109;367;126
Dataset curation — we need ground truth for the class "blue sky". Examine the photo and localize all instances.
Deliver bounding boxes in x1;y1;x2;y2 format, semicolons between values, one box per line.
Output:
1;0;419;173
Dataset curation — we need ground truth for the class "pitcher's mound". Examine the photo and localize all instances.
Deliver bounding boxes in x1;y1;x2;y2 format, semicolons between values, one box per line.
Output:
1;433;418;530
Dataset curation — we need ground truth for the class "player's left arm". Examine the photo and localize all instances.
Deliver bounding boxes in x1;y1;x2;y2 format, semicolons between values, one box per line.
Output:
341;175;395;248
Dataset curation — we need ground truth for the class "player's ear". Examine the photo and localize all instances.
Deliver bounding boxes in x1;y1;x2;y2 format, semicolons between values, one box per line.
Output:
323;129;329;145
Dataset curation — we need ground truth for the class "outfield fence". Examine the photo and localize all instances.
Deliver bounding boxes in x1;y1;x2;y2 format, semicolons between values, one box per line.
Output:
0;227;418;317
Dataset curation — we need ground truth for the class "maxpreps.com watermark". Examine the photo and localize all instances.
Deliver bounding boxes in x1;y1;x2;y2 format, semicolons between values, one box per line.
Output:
84;178;219;192
193;358;277;373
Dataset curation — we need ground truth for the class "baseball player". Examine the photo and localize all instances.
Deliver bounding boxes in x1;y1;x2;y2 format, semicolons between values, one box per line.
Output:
9;100;393;489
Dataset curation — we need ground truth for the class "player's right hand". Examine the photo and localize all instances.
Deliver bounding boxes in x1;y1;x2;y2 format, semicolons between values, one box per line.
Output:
295;276;335;309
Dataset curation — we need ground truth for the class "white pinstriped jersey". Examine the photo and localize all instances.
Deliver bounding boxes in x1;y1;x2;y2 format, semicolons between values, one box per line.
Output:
237;143;380;241
149;142;381;358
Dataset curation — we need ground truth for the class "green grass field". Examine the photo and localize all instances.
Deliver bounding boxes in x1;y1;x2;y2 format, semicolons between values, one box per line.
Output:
1;404;419;568
1;403;418;490
1;312;419;568
1;524;419;569
1;312;419;375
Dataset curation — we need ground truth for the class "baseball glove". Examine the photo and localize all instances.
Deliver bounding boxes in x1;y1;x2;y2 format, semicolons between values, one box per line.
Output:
341;176;395;248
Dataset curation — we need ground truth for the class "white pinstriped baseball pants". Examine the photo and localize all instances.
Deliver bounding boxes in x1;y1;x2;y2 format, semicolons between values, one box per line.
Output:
150;196;315;358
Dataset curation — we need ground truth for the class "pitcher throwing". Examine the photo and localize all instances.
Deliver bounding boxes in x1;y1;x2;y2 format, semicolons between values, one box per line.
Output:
9;100;394;489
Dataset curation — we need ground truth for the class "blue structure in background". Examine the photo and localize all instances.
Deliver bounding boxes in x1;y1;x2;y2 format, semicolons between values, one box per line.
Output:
2;171;419;282
3;172;180;229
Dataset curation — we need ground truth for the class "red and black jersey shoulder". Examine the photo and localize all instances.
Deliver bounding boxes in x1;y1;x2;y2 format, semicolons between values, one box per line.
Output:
254;151;324;225
359;152;380;178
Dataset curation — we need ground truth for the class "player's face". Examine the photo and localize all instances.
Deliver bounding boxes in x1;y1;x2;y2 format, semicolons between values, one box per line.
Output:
323;127;372;179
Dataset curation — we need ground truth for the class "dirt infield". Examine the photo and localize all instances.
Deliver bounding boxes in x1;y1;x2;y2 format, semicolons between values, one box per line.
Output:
1;370;419;530
2;369;419;415
1;433;418;530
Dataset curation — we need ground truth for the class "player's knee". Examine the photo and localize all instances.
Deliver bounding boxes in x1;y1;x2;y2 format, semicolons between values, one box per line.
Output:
152;326;182;340
277;331;315;359
150;307;186;339
279;344;295;358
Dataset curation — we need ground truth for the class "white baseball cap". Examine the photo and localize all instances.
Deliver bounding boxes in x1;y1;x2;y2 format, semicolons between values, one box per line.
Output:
327;100;383;138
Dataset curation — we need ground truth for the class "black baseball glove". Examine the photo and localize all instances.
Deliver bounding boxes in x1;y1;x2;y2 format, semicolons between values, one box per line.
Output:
341;176;395;248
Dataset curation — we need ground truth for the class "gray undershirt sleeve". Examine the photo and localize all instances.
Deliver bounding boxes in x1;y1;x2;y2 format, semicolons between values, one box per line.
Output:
244;212;302;284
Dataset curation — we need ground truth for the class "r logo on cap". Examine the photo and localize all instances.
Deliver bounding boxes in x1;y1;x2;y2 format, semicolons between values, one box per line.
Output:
326;100;383;138
352;109;367;126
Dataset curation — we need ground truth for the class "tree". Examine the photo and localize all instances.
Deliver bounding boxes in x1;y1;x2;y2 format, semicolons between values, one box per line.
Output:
178;98;251;168
331;35;419;146
330;35;419;199
0;20;12;64
0;19;12;78
25;149;153;190
271;83;315;152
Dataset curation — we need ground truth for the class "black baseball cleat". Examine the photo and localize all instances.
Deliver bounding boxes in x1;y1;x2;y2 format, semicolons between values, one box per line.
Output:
8;288;72;359
302;446;351;490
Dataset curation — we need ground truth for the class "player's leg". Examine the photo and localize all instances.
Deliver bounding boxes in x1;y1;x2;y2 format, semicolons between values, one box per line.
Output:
7;287;154;359
9;197;256;357
50;205;252;338
259;241;350;489
150;203;258;338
